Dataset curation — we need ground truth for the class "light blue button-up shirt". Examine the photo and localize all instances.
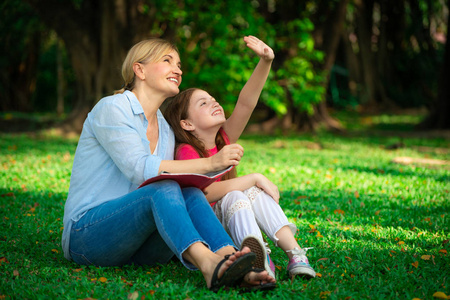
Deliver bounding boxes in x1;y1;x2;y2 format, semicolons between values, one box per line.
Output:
62;90;175;260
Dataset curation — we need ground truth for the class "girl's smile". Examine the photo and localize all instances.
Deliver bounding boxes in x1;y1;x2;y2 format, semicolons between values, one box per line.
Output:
189;90;226;126
180;89;226;145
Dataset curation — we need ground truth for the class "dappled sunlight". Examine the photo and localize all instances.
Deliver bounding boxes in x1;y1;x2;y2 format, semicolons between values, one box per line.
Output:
1;129;448;299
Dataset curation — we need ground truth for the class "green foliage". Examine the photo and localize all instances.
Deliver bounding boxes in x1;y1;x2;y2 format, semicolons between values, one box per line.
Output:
268;18;326;116
1;113;449;299
0;0;44;110
32;36;76;113
2;0;448;126
385;0;446;108
0;0;74;113
174;1;266;113
0;0;42;60
171;1;323;116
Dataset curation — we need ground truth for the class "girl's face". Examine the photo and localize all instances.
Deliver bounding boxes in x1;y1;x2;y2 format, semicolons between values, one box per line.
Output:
141;49;182;97
182;89;226;134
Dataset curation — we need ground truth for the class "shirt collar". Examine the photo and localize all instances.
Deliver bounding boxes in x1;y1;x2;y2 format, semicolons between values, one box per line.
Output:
124;90;144;116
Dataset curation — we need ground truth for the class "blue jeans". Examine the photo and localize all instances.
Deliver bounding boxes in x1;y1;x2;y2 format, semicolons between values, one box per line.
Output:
69;180;235;270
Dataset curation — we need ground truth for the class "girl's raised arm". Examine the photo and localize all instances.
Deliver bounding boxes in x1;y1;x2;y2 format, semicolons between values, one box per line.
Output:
223;36;274;143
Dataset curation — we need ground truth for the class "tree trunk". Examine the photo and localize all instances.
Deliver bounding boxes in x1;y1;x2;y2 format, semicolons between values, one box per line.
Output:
24;0;155;133
1;31;40;112
0;0;42;113
253;0;348;133
354;0;376;108
56;39;65;116
305;0;348;132
419;9;450;129
341;29;361;99
354;0;395;110
377;0;405;92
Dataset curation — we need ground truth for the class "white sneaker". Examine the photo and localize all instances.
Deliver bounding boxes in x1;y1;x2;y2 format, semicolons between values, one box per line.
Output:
286;247;316;278
241;235;276;279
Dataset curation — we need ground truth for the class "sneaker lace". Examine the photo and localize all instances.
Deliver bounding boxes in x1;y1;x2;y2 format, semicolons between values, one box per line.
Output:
264;242;272;254
286;247;314;257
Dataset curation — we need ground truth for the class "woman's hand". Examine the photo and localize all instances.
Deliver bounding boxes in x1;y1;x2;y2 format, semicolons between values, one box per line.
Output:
253;173;280;203
243;36;275;61
210;143;244;170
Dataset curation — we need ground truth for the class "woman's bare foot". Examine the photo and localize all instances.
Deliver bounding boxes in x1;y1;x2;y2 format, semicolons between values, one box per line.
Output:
203;246;253;289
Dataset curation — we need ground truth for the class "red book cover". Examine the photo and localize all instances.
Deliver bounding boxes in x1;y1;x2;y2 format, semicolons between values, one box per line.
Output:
138;166;234;190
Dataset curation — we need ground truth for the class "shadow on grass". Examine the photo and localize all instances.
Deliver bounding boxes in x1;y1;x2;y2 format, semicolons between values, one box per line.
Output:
0;118;55;133
0;133;78;157
280;187;449;225
2;186;449;299
339;164;450;183
0;187;204;292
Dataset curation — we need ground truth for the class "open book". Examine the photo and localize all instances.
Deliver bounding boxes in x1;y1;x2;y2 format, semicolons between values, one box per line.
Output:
138;166;234;190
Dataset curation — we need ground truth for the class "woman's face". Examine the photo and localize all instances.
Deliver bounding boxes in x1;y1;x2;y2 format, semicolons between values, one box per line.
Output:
183;89;226;133
141;49;182;97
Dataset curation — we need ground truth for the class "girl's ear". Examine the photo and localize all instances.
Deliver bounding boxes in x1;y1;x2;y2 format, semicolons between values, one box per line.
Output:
132;62;145;81
180;119;195;131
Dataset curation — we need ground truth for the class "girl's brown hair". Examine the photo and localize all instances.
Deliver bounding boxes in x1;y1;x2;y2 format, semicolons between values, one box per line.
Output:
115;38;178;94
163;88;237;181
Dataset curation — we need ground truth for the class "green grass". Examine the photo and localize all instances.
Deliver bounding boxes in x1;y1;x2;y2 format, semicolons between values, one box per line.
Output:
1;117;449;299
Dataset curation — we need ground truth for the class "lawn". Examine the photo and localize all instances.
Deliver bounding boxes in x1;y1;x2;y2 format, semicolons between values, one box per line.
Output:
0;113;449;299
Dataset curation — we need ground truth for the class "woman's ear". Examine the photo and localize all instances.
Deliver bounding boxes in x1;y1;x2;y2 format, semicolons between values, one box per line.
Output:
180;119;195;131
132;62;145;81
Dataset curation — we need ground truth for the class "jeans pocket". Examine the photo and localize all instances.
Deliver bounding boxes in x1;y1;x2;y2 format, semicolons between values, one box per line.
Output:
69;250;94;266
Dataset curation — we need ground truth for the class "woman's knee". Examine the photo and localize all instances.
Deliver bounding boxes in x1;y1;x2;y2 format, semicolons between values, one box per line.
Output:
136;180;185;211
139;180;183;200
146;180;181;194
182;187;206;200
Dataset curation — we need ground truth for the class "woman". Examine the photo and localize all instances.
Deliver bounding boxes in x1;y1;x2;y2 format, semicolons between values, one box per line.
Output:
61;38;275;292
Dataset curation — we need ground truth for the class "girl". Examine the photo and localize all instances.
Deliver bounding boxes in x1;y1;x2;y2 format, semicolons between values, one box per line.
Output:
163;36;316;279
62;38;275;292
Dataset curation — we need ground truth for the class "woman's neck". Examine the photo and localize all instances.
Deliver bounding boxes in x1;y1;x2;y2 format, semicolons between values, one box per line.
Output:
132;87;165;121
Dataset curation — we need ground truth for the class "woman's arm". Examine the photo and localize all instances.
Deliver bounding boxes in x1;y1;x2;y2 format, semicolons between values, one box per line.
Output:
223;36;275;143
159;143;244;174
203;173;280;203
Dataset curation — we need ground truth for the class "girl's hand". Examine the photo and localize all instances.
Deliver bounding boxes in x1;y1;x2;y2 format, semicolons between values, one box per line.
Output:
244;36;275;61
253;173;280;203
210;143;244;170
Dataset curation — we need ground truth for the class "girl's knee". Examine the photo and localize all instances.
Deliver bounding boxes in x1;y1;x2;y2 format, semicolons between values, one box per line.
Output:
221;191;250;209
223;190;248;202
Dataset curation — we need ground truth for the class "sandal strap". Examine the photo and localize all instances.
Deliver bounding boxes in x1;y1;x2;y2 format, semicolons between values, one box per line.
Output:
210;257;228;290
209;252;256;292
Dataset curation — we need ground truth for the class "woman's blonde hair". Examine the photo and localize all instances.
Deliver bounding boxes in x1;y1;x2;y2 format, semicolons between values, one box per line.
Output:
114;38;178;94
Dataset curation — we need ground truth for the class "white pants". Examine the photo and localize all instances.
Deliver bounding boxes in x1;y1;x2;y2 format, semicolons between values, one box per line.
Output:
213;186;297;249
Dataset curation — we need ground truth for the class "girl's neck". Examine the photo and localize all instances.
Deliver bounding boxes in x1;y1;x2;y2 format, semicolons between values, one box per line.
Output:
195;126;221;150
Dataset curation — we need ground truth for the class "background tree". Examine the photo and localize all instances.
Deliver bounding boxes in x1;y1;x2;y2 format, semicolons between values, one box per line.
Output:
0;0;45;112
341;0;447;112
419;3;450;129
22;0;324;133
2;0;448;132
247;0;348;132
24;0;179;132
